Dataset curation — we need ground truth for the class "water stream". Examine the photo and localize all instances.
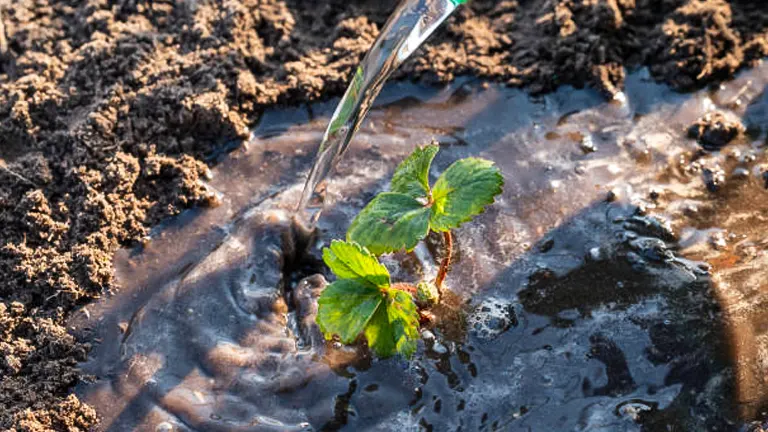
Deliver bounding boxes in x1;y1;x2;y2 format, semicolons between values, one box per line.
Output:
70;63;768;431
296;0;466;230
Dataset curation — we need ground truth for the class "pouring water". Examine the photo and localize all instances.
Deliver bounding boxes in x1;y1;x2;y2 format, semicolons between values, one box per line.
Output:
295;0;467;231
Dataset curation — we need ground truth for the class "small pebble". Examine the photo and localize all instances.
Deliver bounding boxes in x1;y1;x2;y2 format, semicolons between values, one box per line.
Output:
579;135;597;154
635;202;648;215
588;247;602;261
204;190;222;208
432;342;448;355
709;232;727;250
731;167;750;179
703;167;725;192
683;203;699;216
539;238;554;253
156;422;174;432
613;91;627;105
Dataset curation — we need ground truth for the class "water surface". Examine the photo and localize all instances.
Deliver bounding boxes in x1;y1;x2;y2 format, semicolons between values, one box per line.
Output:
72;63;768;431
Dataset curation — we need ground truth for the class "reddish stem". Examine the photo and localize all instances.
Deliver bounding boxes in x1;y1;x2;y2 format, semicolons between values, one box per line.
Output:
434;231;453;294
390;282;417;294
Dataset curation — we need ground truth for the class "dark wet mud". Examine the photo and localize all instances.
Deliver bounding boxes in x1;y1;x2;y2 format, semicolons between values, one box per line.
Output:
5;0;768;427
72;63;768;431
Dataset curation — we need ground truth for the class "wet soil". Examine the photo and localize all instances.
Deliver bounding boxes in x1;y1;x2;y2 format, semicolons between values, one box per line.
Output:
2;0;768;429
70;63;768;431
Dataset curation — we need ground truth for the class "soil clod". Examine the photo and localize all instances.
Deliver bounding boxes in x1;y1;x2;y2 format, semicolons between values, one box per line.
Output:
688;111;745;151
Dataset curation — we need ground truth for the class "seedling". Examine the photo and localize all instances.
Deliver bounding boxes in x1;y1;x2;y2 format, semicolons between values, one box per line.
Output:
349;144;503;289
317;240;420;357
317;144;503;358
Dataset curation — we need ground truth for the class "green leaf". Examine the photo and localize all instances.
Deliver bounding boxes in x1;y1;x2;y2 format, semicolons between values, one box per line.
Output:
347;193;431;255
317;279;383;344
390;144;439;199
322;240;390;288
430;158;504;231
364;288;419;358
317;240;420;357
387;289;420;357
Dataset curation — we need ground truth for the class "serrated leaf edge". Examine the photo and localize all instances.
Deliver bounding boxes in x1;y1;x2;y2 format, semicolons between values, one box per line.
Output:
429;159;504;231
323;239;390;288
390;143;439;199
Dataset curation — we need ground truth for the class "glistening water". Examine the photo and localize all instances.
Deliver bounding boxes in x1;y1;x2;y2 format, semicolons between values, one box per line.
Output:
297;0;465;230
72;62;768;431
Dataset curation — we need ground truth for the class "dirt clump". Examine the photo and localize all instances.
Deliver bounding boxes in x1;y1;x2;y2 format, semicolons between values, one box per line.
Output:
0;0;767;429
688;111;745;151
0;302;96;431
409;0;768;95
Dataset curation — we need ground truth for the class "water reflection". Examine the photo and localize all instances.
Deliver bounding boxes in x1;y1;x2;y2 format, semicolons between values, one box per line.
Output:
72;62;768;431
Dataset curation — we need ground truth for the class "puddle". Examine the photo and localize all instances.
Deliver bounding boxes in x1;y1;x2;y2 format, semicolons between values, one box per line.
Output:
72;63;768;431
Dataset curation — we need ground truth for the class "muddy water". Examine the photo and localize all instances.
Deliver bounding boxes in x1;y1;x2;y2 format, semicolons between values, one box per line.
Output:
71;63;768;431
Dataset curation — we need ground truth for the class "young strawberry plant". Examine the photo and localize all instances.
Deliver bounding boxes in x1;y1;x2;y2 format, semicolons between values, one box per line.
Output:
317;144;503;358
317;240;420;357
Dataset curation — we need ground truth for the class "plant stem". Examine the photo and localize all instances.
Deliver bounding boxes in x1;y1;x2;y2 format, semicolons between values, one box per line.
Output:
435;231;453;294
391;282;417;294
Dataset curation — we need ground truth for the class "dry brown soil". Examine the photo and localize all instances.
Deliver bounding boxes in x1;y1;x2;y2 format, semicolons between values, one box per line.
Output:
0;0;767;430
